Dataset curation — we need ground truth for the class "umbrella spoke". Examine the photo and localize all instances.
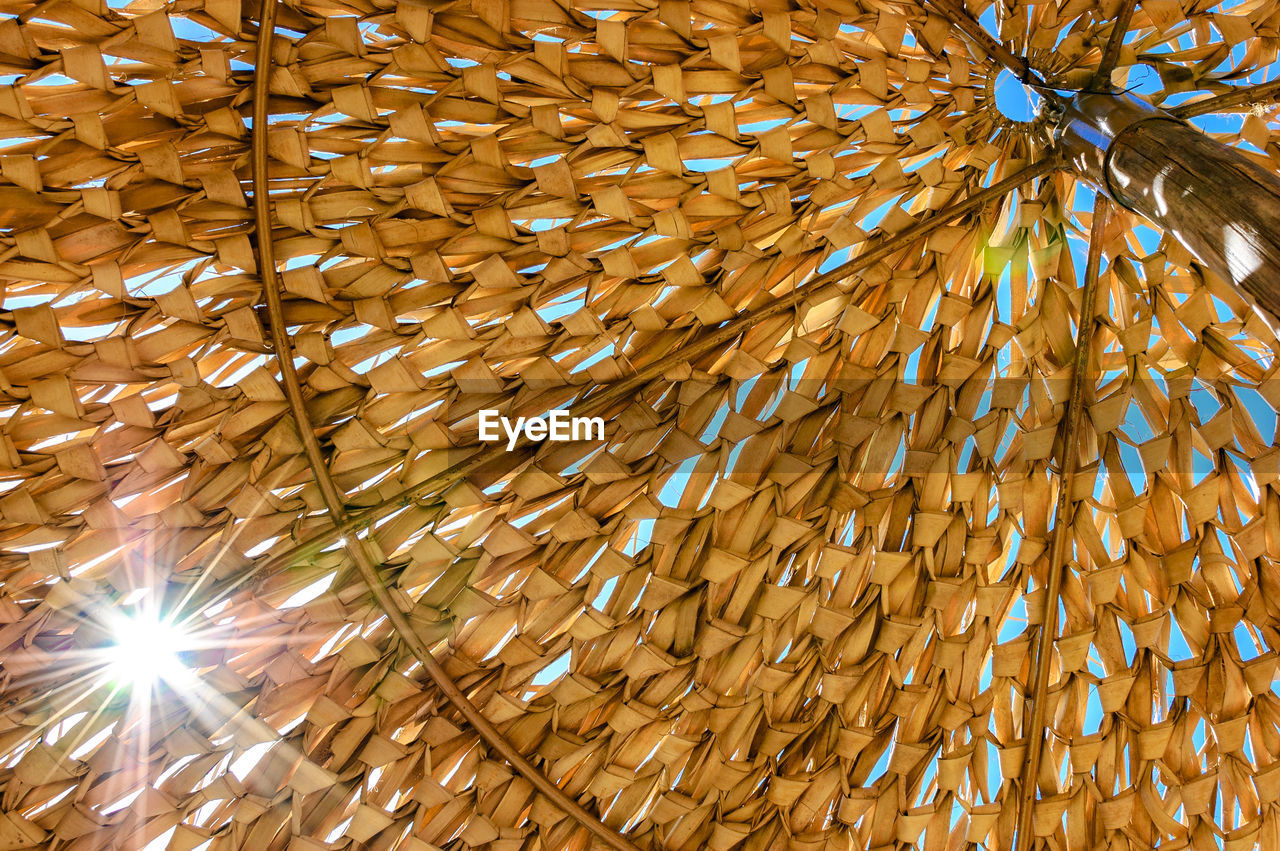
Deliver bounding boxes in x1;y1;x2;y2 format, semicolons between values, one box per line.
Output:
1015;192;1109;851
1171;78;1280;118
1092;0;1141;89
924;0;1041;85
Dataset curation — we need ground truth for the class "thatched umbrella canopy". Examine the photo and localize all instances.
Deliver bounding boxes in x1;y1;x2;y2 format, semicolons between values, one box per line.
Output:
2;0;1280;846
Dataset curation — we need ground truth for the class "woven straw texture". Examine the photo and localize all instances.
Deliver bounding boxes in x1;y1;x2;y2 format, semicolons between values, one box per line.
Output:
2;0;1280;848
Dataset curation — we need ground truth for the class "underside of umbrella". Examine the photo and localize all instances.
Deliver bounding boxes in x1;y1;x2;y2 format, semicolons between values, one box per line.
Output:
0;0;1279;848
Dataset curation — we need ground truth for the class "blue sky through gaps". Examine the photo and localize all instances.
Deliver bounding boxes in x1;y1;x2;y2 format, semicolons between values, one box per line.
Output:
994;69;1040;122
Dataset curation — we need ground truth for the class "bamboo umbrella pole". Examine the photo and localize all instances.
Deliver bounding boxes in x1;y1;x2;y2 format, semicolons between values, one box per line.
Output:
1060;91;1280;324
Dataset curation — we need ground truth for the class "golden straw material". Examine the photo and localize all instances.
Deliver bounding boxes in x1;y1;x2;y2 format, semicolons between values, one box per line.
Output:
0;0;1278;848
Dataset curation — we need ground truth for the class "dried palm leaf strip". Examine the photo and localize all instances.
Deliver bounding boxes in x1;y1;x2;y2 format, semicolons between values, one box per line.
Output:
250;4;640;848
1014;194;1108;851
224;155;1062;603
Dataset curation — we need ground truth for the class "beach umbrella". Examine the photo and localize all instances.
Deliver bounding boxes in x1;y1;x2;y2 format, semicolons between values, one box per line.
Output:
1;0;1279;847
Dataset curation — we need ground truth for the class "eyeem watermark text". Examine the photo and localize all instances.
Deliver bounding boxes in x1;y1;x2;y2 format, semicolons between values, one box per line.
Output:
479;410;605;450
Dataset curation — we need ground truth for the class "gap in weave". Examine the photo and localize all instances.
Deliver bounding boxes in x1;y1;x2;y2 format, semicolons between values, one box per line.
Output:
994;68;1041;123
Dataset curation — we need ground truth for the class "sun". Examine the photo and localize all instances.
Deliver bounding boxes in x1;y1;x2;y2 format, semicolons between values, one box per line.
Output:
103;611;193;689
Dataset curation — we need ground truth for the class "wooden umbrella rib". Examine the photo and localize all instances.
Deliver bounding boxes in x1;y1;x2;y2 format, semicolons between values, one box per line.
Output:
222;156;1061;592
1013;194;1108;851
1092;0;1139;89
250;5;641;849
923;0;1037;83
1170;77;1280;118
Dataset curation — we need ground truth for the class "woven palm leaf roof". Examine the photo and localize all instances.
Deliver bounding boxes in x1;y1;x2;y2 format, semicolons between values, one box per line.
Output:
2;0;1280;847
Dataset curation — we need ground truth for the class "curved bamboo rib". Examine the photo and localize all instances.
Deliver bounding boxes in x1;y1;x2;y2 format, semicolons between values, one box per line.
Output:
1014;194;1108;850
249;6;640;849
221;156;1060;600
